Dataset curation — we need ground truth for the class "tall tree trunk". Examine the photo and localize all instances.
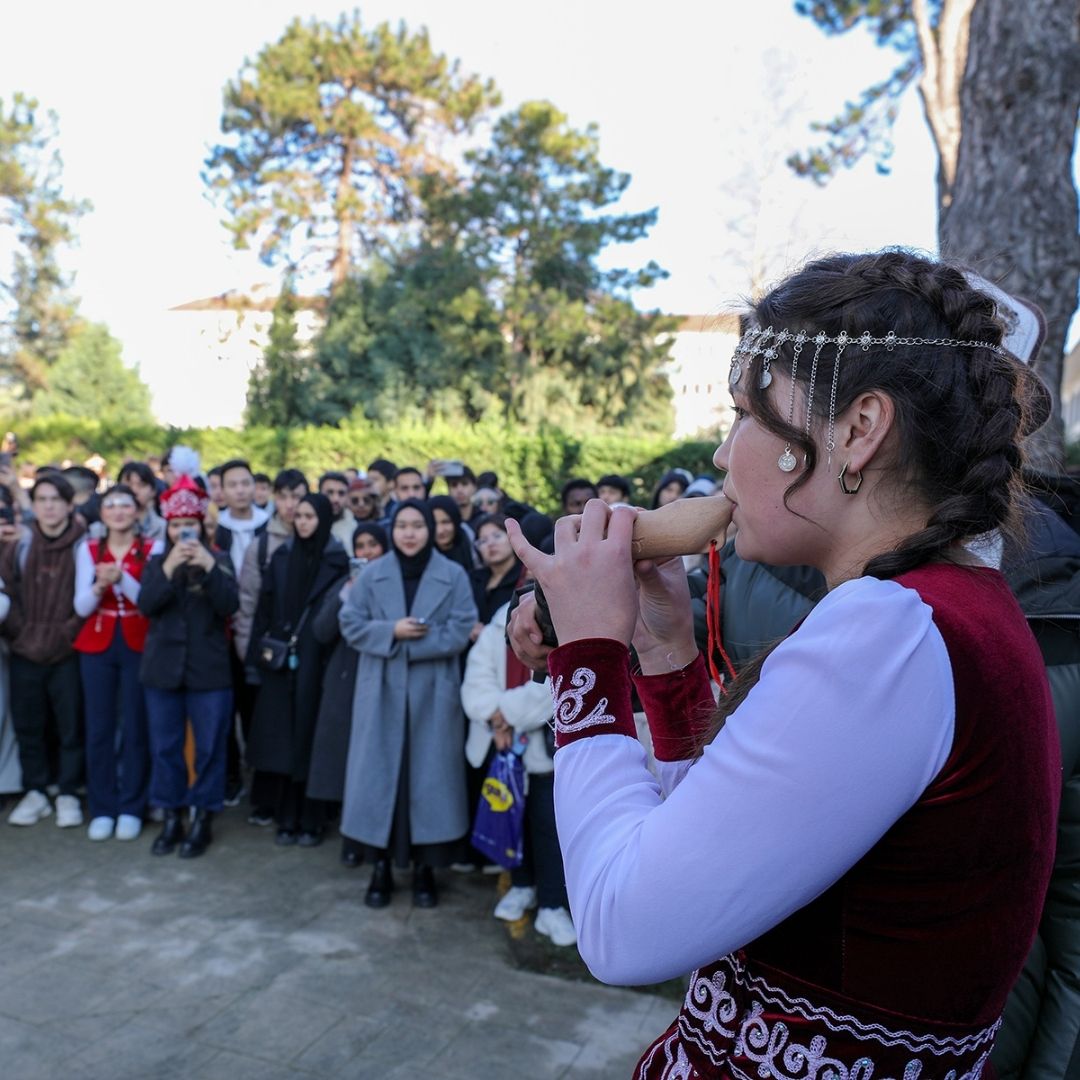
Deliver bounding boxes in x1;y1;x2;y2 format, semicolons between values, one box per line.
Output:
331;143;355;293
938;0;1080;470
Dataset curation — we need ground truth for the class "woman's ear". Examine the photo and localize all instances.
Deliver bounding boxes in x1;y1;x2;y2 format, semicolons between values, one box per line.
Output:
836;390;896;473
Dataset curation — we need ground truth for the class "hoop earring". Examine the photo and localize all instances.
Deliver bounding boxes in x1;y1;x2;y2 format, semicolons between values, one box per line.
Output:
838;463;863;496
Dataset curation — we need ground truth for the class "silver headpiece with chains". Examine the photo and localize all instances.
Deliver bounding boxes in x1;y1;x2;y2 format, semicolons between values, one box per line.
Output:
729;327;1015;473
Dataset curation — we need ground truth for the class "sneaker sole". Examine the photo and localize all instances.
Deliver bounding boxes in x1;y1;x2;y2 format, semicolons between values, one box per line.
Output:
8;807;52;826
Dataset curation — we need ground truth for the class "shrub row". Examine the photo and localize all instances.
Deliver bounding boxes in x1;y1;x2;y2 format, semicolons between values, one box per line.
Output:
3;415;724;513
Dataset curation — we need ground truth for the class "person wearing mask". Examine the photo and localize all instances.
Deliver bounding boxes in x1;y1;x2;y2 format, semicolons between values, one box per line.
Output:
3;473;87;828
248;494;348;846
117;462;166;544
253;473;272;512
428;495;477;574
307;522;389;868
470;514;526;632
472;487;504;518
234;468;308;826
339;500;477;909
139;473;239;858
559;478;598;518
650;467;692;508
462;601;576;946
73;484;156;841
318;471;355;549
365;459;397;519
596;475;632;507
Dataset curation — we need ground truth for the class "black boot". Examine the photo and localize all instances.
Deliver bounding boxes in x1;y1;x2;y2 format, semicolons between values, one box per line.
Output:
151;810;185;856
340;838;363;869
364;857;393;908
150;812;185;855
179;810;213;859
412;864;437;908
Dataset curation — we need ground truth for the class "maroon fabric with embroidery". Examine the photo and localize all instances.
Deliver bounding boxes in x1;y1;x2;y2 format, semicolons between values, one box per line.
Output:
632;565;1059;1079
547;638;637;749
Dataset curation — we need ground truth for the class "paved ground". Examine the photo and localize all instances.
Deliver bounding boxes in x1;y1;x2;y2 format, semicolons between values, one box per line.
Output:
0;800;678;1080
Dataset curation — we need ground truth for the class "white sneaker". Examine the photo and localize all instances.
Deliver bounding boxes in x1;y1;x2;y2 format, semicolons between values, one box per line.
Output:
535;906;577;947
8;790;52;826
87;816;115;841
115;814;142;841
494;886;538;922
55;794;83;828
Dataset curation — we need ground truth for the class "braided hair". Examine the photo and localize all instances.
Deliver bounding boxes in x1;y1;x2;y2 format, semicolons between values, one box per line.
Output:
740;249;1028;580
705;250;1032;740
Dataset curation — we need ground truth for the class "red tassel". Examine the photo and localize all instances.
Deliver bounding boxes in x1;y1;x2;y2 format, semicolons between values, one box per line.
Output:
706;540;737;693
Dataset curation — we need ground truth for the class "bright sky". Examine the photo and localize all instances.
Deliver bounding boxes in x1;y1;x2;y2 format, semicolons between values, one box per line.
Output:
0;0;991;426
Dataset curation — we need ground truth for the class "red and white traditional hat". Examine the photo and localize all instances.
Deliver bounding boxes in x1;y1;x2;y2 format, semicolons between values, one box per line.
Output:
161;473;210;521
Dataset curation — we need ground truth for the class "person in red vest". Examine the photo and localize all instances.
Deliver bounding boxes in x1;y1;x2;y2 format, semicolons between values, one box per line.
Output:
73;484;158;841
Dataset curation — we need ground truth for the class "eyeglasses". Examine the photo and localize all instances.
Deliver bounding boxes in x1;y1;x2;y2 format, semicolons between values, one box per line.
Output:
102;498;136;510
474;498;500;509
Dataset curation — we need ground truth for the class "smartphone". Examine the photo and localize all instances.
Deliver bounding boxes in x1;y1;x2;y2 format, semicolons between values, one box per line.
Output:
414;616;428;625
179;525;198;542
441;461;465;478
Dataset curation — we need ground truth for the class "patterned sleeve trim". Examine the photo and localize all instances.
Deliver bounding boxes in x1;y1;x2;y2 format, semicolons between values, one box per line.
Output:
548;638;637;750
633;652;714;762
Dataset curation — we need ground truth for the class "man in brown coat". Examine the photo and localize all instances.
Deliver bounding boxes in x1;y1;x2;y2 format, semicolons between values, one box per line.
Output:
3;473;86;827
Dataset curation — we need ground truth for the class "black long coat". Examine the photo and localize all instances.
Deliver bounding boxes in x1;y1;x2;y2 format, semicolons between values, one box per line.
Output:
305;582;360;802
247;539;348;781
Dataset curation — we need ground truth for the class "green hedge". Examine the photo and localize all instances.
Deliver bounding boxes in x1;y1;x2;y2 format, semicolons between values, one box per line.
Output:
2;415;724;513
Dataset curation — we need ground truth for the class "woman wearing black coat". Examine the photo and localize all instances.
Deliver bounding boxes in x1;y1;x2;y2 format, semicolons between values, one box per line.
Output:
247;494;348;846
139;475;239;859
307;523;388;868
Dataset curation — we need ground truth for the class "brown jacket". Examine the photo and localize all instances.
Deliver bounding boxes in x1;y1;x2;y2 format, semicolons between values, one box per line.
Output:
0;518;86;665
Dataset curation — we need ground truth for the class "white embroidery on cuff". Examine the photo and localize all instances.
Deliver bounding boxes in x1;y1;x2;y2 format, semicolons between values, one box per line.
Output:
550;666;617;736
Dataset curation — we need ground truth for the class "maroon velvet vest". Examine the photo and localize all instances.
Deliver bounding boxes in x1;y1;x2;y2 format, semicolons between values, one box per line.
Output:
636;565;1060;1080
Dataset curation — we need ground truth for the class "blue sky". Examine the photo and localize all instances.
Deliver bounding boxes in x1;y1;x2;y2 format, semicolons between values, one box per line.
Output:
0;0;1011;424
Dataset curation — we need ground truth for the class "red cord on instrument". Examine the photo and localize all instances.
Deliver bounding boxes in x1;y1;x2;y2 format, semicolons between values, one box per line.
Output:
706;539;737;692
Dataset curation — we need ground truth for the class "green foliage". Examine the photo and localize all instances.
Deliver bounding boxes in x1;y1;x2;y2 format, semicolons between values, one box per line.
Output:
31;322;154;425
0;415;722;514
204;10;500;287
305;100;675;434
245;280;306;427
0;93;89;406
789;1;939;180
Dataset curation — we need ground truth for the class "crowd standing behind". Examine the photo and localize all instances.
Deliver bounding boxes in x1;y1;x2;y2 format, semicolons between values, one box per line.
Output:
0;436;1077;1072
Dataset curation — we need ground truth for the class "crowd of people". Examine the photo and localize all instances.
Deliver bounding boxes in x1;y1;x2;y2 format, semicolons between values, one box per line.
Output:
0;445;713;948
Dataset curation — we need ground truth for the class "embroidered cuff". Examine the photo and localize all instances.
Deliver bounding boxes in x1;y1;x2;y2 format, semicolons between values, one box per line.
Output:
547;638;637;750
633;651;714;761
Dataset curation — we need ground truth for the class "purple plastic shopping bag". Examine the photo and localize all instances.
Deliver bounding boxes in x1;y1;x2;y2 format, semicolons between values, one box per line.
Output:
470;751;526;869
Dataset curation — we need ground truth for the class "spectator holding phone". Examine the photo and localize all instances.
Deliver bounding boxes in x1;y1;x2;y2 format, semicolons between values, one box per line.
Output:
73;484;157;841
138;472;239;858
339;500;477;909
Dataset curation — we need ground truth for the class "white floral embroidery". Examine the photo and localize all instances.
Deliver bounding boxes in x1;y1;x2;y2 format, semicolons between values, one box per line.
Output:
550;666;617;737
655;956;1000;1080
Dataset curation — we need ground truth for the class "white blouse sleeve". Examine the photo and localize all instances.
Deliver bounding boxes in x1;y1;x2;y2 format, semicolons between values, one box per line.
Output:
554;576;956;986
73;543;99;618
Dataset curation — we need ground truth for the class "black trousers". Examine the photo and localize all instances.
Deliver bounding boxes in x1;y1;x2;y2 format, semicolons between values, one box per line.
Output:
11;653;83;796
510;772;569;909
226;651;258;782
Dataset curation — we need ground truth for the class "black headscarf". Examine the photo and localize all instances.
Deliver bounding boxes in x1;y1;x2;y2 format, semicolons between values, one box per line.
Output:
283;492;334;623
390;498;435;613
427;495;474;572
352;521;388;556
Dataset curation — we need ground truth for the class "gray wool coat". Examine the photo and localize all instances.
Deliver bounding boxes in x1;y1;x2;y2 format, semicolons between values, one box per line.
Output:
338;550;477;849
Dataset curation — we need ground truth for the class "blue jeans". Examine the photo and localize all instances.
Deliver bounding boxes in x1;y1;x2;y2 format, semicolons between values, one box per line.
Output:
79;629;149;819
144;686;233;812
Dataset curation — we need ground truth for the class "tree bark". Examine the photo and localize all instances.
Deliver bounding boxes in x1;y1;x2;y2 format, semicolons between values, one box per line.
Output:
939;0;1080;469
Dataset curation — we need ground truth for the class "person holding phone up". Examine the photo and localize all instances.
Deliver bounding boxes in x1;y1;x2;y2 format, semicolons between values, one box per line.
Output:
138;473;239;859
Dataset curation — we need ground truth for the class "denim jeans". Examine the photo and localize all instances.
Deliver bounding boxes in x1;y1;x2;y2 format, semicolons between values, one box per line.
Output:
80;628;149;819
144;686;233;811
